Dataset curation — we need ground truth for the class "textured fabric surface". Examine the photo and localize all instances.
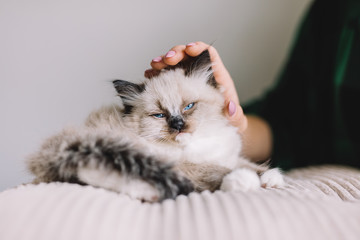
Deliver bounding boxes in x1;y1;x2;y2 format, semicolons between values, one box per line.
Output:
1;165;360;240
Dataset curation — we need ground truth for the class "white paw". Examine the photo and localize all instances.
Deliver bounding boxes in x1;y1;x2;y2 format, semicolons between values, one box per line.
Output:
220;168;261;192
123;179;160;203
260;168;285;188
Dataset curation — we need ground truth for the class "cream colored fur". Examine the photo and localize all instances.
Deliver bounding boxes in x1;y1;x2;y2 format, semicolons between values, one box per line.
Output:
84;68;284;193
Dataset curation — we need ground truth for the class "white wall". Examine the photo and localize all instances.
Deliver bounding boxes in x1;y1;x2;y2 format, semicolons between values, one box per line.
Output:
0;0;312;191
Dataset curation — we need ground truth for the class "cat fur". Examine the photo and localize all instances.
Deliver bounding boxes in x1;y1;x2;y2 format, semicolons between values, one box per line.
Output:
27;50;284;202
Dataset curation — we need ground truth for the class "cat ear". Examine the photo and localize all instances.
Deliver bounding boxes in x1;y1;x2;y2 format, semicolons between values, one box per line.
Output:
113;80;144;101
183;50;217;88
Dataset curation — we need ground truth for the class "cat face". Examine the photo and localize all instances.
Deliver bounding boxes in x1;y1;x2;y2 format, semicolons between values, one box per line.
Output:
113;50;225;144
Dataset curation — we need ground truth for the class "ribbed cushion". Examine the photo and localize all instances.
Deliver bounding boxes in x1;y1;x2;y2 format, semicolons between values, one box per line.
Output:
1;165;360;240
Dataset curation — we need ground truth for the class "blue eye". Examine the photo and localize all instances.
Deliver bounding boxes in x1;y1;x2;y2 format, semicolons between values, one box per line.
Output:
184;102;195;111
152;113;165;118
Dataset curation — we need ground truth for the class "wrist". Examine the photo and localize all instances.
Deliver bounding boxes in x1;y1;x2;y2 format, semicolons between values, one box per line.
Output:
241;114;273;163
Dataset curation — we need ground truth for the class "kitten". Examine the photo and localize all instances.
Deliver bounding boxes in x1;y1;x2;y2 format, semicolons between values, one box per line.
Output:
27;50;284;202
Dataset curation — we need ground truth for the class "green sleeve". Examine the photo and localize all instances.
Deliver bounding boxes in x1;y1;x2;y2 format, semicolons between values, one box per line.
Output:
243;0;360;170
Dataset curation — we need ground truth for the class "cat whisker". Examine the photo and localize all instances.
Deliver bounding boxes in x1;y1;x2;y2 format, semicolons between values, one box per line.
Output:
111;104;123;126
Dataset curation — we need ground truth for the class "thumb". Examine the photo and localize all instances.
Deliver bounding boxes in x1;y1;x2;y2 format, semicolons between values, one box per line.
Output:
225;100;248;133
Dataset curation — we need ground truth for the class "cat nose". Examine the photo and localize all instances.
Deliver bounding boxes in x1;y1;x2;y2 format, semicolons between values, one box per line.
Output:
169;116;185;131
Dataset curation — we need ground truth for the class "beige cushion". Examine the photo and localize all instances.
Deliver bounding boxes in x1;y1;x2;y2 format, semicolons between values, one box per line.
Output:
1;165;360;240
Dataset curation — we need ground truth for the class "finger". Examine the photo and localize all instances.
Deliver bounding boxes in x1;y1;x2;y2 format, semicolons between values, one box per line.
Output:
150;55;168;70
225;100;248;133
162;45;187;66
185;42;229;83
186;42;239;105
184;41;212;57
185;41;223;68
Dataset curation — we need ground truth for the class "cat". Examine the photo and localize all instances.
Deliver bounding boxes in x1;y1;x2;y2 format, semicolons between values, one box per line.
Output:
27;50;284;202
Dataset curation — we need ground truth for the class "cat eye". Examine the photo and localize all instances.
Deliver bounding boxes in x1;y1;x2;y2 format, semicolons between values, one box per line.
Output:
184;102;195;111
152;113;165;118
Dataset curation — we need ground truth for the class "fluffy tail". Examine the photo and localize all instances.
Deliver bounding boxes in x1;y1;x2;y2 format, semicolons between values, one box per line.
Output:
27;129;193;202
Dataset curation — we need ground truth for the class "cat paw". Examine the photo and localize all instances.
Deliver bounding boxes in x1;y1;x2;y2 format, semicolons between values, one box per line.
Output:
220;168;261;192
260;168;285;188
123;179;161;203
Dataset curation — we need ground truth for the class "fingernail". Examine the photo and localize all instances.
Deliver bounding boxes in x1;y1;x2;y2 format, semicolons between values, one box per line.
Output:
228;101;236;117
152;56;162;62
187;42;196;47
165;50;176;58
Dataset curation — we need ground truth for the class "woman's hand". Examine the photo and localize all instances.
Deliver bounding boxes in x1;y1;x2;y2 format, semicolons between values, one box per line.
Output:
145;41;248;134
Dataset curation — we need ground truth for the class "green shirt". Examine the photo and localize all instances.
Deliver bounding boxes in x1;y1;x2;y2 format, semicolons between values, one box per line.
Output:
244;0;360;170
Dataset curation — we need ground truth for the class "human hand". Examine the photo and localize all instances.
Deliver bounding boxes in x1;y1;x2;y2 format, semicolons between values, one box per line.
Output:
145;41;248;133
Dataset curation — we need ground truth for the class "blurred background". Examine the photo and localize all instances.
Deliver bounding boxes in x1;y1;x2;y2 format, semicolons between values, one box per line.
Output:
0;0;312;191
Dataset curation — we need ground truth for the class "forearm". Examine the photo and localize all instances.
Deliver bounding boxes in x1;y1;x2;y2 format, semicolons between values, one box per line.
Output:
241;115;273;163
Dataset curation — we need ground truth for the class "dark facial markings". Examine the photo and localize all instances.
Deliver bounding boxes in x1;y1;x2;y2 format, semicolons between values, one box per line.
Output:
123;104;134;115
155;100;171;116
168;115;185;131
149;100;200;135
149;100;169;120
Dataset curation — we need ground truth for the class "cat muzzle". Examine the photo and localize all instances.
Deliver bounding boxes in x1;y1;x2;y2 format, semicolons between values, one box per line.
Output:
168;116;185;131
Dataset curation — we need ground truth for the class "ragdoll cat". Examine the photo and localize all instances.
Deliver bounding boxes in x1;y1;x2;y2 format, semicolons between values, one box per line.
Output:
27;50;284;202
